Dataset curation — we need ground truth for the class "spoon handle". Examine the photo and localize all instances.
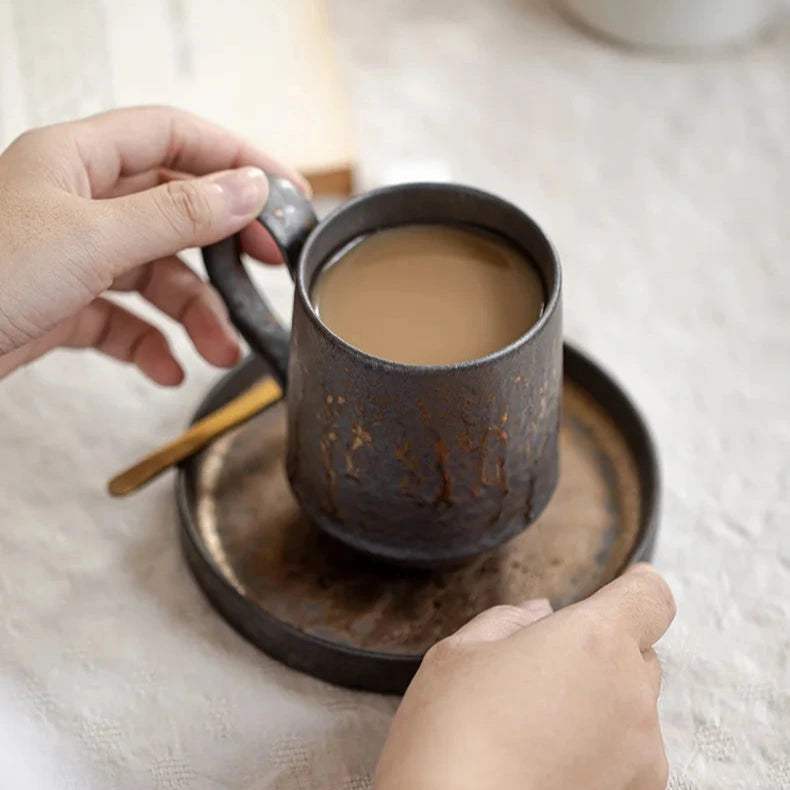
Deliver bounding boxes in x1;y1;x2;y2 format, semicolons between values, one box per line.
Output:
108;377;283;497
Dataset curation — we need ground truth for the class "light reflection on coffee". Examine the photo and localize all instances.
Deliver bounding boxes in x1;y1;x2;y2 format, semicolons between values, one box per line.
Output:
311;224;544;366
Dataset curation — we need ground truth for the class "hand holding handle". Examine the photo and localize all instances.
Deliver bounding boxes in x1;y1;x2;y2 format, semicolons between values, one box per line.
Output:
202;174;318;383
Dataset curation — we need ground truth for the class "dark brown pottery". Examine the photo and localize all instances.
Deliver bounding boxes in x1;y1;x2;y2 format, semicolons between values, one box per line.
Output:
177;345;660;693
202;178;562;566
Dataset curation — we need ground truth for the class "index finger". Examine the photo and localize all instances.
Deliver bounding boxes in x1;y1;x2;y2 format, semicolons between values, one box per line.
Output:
71;105;310;197
582;564;676;650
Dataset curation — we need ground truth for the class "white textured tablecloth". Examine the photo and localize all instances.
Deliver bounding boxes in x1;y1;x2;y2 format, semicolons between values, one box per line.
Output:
1;1;789;787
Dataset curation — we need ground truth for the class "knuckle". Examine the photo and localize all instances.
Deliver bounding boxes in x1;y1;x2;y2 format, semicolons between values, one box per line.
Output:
163;180;212;233
651;575;677;624
11;128;42;149
10;125;62;156
574;609;623;659
423;635;463;666
87;299;116;353
488;604;529;625
137;103;175;116
130;326;165;362
486;603;545;633
6;128;50;167
629;567;677;625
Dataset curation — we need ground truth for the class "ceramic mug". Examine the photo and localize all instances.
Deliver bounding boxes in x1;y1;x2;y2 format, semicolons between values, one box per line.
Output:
202;178;563;566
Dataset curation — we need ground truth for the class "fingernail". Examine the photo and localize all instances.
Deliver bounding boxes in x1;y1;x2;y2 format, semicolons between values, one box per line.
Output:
517;598;553;616
209;167;268;217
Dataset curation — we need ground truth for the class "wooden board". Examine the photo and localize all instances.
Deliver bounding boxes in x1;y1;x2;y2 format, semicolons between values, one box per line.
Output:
0;0;354;195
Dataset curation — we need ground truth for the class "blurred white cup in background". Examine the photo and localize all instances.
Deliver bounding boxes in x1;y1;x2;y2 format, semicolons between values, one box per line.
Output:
563;0;780;50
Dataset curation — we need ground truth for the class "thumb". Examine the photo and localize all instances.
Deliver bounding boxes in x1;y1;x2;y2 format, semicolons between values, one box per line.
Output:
95;166;269;268
450;599;554;645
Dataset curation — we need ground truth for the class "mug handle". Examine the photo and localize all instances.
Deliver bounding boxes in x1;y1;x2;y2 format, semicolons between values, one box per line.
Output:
201;174;318;385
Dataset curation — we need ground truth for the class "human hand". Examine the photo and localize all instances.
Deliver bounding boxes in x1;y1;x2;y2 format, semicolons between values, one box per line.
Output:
0;106;308;384
375;564;676;790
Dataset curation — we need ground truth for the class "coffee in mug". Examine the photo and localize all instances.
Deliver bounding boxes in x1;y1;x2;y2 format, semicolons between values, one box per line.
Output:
311;224;545;365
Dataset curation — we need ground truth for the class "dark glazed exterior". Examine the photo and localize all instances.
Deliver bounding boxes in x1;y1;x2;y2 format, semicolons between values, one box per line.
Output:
204;181;562;566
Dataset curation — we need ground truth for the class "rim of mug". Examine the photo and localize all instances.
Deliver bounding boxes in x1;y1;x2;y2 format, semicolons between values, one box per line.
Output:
295;182;562;375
